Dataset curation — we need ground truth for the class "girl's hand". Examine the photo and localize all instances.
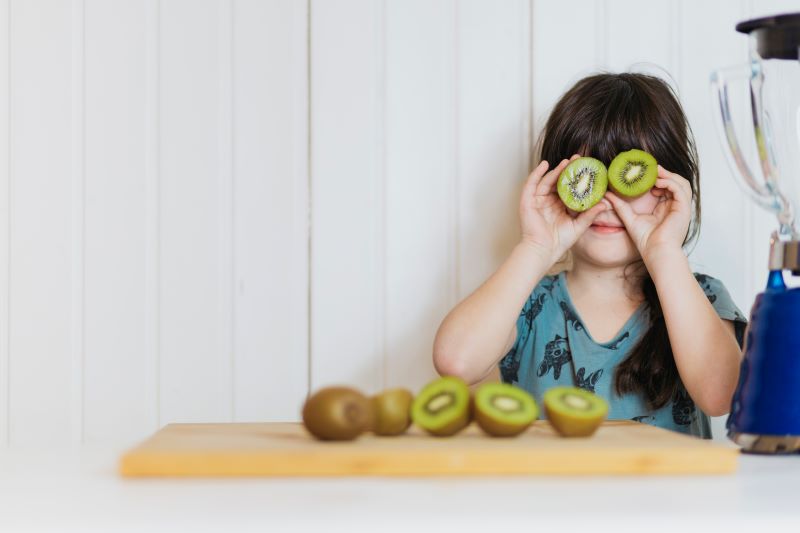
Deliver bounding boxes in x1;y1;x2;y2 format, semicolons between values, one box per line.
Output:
519;155;607;264
605;165;692;263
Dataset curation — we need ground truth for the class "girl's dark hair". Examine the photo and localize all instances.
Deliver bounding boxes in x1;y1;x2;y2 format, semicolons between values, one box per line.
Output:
537;72;700;410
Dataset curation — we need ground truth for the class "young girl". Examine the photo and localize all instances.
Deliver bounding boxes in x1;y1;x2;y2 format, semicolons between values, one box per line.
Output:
432;73;747;438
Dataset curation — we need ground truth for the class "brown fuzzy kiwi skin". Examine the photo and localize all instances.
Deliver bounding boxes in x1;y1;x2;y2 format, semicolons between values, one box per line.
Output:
302;386;371;441
543;403;605;437
370;388;414;436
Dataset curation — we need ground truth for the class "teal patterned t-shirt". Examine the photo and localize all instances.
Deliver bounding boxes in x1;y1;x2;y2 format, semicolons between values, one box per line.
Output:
498;271;747;439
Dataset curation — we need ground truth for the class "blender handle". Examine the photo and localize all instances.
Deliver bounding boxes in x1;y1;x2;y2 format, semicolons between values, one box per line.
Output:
710;65;780;213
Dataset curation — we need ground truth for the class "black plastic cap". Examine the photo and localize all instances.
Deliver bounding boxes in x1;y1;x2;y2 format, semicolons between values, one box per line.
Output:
736;12;800;60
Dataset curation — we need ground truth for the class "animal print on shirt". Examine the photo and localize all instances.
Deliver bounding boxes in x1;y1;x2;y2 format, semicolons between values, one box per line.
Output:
607;331;630;350
672;388;697;426
499;290;550;383
575;367;603;393
499;346;520;384
694;274;717;304
559;301;585;332
537;334;572;380
523;293;547;331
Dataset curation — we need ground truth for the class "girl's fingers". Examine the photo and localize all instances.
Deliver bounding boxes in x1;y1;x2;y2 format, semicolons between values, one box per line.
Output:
653;198;670;220
536;158;571;196
654;177;689;206
522;160;549;196
520;160;550;211
657;165;692;197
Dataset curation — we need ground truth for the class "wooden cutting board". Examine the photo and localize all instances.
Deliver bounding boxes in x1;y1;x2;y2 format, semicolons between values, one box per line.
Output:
119;421;739;477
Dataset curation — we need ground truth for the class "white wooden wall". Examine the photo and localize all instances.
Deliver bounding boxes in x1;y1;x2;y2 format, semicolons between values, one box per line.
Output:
0;0;796;448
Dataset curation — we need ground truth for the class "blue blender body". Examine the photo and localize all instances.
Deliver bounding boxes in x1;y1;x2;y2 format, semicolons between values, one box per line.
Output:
727;272;800;451
712;13;800;453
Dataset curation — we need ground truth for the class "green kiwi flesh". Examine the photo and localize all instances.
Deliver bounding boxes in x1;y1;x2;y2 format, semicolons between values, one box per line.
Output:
370;388;414;436
543;386;609;437
556;157;608;212
411;376;471;436
607;149;658;197
302;386;371;441
474;382;539;437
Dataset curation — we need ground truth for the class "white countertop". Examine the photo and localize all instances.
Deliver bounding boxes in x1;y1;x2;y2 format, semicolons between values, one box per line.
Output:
1;447;798;532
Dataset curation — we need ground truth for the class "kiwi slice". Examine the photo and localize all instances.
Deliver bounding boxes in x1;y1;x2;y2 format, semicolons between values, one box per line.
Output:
411;376;471;437
370;388;414;436
474;382;539;437
302;386;371;441
544;386;608;437
556;157;608;212
607;149;658;197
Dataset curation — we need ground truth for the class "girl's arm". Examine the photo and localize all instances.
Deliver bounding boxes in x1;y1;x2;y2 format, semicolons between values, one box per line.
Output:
606;166;742;416
433;241;554;384
434;156;607;384
644;248;741;416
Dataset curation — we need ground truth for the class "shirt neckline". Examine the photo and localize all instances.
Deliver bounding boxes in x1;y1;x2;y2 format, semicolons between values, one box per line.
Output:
555;270;647;348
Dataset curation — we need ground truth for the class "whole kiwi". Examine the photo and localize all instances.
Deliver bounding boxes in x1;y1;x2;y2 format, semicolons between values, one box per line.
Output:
302;386;371;441
370;388;414;436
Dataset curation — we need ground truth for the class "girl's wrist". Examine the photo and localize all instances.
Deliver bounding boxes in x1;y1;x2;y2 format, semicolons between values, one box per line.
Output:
517;238;560;270
642;244;688;277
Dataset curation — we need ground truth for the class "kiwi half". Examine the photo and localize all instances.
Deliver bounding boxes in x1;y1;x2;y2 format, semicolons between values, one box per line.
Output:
302;386;371;441
474;382;539;437
370;388;414;436
556;157;608;212
544;386;608;437
607;149;658;197
411;376;470;437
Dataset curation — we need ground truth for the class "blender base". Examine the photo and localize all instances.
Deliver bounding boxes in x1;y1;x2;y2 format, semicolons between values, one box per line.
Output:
729;431;800;454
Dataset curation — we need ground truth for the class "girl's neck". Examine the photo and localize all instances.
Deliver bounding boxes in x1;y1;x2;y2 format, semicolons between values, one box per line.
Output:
566;259;644;305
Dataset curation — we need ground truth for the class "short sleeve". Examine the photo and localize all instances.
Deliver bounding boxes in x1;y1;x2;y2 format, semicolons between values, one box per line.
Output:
693;274;748;348
498;275;556;384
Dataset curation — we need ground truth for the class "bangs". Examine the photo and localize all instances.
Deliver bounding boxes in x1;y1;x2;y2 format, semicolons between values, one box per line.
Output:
539;73;692;181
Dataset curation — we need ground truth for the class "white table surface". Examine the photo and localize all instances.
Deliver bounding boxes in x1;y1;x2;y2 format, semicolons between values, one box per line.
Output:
1;446;798;533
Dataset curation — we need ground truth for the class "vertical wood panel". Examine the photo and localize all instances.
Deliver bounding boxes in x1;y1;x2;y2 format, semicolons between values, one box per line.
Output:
159;0;229;423
457;0;530;300
70;0;85;445
144;0;160;434
233;0;309;421
9;0;73;446
383;0;451;390
310;0;384;394
605;0;672;75
531;0;602;139
83;0;148;445
0;0;8;447
218;0;234;421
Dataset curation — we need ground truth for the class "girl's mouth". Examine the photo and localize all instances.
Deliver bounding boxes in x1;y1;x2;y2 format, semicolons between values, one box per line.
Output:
590;223;625;234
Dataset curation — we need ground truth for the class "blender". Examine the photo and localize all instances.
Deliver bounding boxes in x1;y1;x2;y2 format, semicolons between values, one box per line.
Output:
711;12;800;453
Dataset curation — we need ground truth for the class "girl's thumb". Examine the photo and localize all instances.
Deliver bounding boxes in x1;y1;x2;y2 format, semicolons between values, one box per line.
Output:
604;192;635;227
574;201;607;233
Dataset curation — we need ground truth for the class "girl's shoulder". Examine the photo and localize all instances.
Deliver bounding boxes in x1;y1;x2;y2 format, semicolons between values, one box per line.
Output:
521;273;562;313
691;272;742;315
692;272;748;345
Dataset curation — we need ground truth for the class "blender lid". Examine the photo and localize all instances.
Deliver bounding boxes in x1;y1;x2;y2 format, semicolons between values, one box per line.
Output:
736;12;800;60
